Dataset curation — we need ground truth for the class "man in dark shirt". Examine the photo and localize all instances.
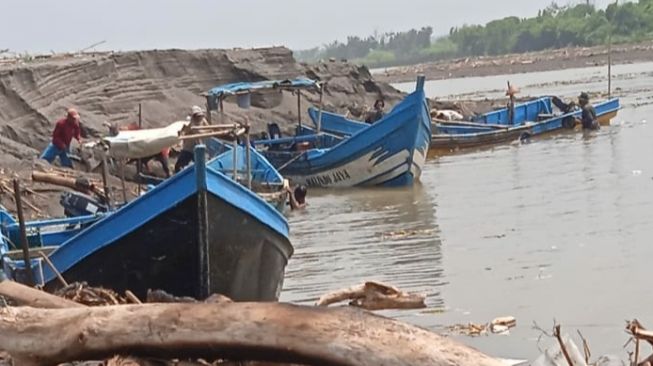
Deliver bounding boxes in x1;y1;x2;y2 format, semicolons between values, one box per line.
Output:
365;99;385;124
578;92;599;130
40;108;82;168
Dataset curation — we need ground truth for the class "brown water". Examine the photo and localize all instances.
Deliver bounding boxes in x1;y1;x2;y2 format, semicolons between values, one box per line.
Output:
281;63;653;361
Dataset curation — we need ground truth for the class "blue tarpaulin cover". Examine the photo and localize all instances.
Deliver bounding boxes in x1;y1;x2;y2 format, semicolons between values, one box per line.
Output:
208;78;319;98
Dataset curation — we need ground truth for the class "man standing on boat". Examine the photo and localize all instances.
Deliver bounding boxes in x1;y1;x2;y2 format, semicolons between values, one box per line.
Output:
174;105;209;173
577;92;599;130
365;99;385;124
40;108;83;168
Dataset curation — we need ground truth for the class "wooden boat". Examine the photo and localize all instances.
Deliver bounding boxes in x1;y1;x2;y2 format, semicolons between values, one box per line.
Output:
430;97;620;151
1;145;293;301
205;77;431;188
310;96;620;153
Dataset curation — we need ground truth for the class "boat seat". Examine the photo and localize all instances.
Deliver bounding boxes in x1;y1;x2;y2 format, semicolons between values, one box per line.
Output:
4;245;58;260
537;113;555;121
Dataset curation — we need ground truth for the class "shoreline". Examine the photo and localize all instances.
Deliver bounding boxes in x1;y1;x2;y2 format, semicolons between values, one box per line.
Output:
373;41;653;84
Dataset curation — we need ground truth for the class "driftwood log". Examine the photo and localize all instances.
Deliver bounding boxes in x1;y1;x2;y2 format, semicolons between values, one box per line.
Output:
316;281;427;310
31;171;103;197
0;302;503;366
0;279;85;309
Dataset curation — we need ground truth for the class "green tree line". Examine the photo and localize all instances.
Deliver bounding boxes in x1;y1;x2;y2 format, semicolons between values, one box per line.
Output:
295;0;653;68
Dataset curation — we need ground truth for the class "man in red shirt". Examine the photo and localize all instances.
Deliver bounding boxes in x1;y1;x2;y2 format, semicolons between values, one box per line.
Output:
40;108;82;168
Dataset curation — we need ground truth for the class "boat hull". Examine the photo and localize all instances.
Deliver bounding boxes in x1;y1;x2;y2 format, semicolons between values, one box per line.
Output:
3;148;293;302
43;193;291;301
265;83;431;188
430;98;620;152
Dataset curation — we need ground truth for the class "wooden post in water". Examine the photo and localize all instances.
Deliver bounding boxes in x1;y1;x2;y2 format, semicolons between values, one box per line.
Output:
194;144;210;299
12;179;35;287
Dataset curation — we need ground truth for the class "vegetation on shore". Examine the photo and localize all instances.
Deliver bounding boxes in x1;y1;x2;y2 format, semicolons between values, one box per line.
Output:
295;1;653;68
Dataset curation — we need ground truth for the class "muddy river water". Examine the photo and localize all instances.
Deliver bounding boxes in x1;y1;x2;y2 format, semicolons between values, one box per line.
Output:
280;62;653;360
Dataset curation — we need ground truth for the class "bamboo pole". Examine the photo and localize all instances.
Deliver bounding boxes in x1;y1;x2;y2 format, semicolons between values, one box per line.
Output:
297;90;302;128
120;161;128;203
137;103;142;195
244;118;252;189
232;137;238;181
316;83;324;134
38;251;68;287
100;156;111;209
194;145;210;300
191;124;241;131
178;130;241;141
608;33;612;98
12;179;35;287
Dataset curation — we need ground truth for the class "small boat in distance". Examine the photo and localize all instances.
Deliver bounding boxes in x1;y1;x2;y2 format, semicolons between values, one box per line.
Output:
309;95;620;153
1;145;293;301
430;97;620;152
205;76;432;188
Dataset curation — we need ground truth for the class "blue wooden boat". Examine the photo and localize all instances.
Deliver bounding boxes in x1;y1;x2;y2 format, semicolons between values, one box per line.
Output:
309;96;620;152
429;97;620;151
1;145;293;301
206;77;431;187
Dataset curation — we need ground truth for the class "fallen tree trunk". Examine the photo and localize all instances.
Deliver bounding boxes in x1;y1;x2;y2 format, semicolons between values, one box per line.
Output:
0;279;85;309
0;302;502;366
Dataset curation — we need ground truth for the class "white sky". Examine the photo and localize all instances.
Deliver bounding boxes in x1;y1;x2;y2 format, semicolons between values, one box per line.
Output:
2;0;616;54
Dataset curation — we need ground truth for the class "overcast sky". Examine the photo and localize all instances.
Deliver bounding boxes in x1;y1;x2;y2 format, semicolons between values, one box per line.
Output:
2;0;615;54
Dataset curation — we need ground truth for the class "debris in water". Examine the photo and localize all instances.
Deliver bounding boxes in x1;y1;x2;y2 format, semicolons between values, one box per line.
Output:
381;228;435;240
445;316;517;337
316;281;427;310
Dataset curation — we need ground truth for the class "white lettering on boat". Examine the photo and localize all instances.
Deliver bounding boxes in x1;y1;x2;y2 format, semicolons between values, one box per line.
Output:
306;169;351;187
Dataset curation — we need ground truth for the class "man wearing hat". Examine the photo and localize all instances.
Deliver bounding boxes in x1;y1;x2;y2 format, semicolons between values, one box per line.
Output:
174;105;209;173
577;92;599;130
40;108;82;168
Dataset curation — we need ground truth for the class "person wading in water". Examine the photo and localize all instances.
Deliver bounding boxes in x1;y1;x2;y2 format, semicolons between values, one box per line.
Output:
577;92;599;130
286;185;307;210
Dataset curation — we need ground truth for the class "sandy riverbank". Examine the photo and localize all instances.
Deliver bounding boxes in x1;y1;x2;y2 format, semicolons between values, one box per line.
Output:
374;41;653;84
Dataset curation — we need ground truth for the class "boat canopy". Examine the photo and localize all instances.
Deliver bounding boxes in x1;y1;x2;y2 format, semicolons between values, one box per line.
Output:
103;121;189;159
207;78;320;100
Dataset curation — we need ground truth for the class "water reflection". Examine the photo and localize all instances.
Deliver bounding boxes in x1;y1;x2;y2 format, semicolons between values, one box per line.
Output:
281;184;445;321
281;64;653;360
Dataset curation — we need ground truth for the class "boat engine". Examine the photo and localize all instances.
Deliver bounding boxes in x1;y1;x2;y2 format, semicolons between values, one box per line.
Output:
60;191;108;218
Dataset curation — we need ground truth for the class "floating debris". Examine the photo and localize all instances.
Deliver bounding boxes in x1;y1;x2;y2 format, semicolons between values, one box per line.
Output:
316;281;427;310
446;316;517;337
381;229;435;240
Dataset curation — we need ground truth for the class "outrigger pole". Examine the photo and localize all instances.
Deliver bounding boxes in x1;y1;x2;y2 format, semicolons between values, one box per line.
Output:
316;83;324;134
